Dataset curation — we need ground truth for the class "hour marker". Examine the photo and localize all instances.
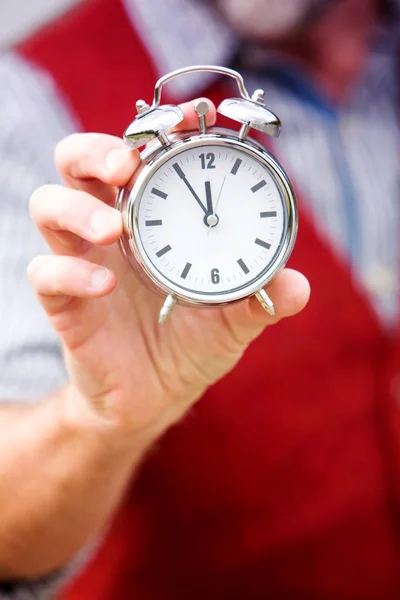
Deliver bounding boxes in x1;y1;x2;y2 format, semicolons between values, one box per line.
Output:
255;238;271;249
156;244;172;257
145;219;162;227
237;259;249;274
251;180;267;193
151;188;168;199
231;158;242;175
172;163;185;179
180;262;192;279
260;211;277;218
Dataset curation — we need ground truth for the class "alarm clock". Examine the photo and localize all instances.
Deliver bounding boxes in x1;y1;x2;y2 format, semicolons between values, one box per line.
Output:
116;65;298;324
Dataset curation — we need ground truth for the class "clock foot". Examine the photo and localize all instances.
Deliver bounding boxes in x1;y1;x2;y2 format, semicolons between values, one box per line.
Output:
158;294;177;324
255;289;275;316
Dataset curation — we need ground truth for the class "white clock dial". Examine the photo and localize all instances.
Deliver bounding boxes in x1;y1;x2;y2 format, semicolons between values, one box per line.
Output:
136;143;287;297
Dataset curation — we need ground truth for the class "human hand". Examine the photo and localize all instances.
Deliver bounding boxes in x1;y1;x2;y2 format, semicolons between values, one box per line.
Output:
28;99;310;447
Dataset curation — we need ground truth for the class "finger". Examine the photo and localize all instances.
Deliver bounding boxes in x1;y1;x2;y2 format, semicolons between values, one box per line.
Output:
54;99;217;202
55;133;141;203
223;269;311;346
249;269;310;322
30;184;122;255
170;98;216;132
28;254;116;315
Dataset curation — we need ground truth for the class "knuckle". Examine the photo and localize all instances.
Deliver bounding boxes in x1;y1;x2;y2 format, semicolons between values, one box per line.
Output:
35;257;68;295
27;255;46;284
52;190;79;230
54;133;83;169
29;184;52;213
219;309;247;350
53;264;68;292
29;184;63;223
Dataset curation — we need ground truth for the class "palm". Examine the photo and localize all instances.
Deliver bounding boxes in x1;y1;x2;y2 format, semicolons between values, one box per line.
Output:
57;242;249;429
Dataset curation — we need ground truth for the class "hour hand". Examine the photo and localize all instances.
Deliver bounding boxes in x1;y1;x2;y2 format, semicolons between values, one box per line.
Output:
172;162;207;214
205;180;213;215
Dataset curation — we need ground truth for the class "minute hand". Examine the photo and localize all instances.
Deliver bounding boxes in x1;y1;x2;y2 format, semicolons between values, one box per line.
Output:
172;163;207;214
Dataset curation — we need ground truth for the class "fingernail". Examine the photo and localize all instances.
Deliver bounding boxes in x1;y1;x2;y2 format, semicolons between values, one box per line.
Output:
90;210;120;234
105;148;128;171
91;268;109;289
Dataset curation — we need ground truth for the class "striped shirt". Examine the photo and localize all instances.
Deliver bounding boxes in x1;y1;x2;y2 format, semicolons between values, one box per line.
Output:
128;0;400;323
0;0;399;597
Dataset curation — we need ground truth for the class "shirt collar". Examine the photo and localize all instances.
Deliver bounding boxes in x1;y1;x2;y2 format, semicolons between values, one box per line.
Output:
122;0;238;97
123;0;400;101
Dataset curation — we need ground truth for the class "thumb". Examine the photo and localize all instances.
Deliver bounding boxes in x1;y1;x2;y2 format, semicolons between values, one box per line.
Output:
222;268;310;347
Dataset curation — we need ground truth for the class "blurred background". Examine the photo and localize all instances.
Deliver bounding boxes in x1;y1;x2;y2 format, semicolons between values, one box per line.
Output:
1;1;400;598
0;0;78;47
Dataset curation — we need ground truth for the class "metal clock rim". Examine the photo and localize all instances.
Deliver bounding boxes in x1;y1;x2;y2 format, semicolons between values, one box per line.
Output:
123;130;298;307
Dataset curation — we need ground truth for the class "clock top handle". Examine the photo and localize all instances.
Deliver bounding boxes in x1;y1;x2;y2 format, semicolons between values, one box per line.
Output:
151;65;251;109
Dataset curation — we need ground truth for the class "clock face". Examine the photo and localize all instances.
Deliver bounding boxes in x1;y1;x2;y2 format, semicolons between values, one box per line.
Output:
134;141;291;300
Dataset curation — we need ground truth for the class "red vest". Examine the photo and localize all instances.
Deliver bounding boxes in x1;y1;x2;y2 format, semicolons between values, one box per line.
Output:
18;1;400;598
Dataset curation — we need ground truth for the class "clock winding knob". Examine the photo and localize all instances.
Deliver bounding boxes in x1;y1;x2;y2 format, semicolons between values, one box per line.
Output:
194;99;210;134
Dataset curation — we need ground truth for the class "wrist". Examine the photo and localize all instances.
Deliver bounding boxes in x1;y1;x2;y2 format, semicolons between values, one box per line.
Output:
60;385;165;456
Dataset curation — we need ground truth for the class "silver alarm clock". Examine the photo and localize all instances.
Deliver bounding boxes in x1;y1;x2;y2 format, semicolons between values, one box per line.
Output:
116;65;298;324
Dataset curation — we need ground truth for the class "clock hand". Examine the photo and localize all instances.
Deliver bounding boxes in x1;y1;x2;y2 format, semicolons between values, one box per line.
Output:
183;177;208;214
205;180;213;215
207;175;226;235
172;163;207;214
214;175;226;214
